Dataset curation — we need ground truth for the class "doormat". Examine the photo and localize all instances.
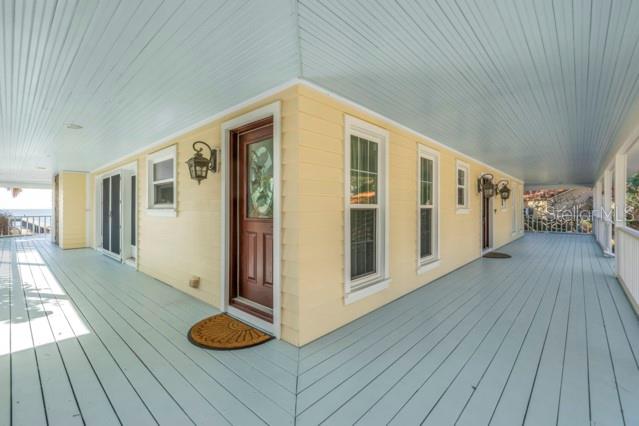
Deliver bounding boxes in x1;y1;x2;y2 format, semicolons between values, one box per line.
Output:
188;313;272;350
483;252;512;259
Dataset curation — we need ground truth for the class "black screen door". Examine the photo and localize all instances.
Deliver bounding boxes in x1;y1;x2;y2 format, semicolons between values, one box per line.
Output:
110;174;121;255
102;178;110;251
102;174;121;256
131;175;136;247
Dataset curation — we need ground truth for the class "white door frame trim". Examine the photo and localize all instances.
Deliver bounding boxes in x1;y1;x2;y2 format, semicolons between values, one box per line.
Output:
220;101;282;338
95;161;138;266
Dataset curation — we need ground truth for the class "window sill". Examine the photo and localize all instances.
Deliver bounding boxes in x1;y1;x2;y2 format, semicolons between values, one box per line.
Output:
456;208;470;214
344;278;391;305
418;259;441;275
146;208;177;217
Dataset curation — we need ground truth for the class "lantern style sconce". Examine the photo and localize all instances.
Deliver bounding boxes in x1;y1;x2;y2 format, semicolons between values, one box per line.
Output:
478;173;495;198
186;141;218;184
497;180;511;200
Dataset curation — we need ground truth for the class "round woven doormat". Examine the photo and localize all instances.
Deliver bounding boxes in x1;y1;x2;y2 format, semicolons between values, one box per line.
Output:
483;252;512;259
188;313;272;350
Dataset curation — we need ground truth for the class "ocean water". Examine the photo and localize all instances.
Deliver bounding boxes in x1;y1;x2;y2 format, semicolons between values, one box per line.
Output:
1;208;52;217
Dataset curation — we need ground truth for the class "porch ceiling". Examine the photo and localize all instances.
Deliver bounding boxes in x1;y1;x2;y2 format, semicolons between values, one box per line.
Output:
2;1;639;186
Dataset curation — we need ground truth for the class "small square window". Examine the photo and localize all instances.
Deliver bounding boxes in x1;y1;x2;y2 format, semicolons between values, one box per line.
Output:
147;145;177;214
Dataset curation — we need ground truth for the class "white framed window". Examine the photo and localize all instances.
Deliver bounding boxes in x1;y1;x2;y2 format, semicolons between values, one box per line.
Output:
146;145;177;216
344;115;390;304
418;145;439;271
456;160;469;211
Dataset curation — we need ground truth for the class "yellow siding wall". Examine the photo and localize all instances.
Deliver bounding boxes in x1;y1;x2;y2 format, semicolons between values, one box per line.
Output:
89;86;302;343
294;85;524;345
86;83;524;346
58;171;87;249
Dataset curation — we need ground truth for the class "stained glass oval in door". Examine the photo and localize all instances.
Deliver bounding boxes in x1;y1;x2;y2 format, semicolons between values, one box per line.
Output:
247;138;274;218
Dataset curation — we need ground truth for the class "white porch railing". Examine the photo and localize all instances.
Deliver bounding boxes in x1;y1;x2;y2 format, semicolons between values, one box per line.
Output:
592;210;613;252
524;210;592;234
616;227;639;312
0;215;52;237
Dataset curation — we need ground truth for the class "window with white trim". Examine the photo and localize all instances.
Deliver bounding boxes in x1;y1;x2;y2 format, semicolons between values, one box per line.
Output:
456;161;469;210
419;146;439;263
147;145;177;214
345;116;389;301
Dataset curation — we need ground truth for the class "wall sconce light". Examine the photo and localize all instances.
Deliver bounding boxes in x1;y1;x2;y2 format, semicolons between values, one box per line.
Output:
186;141;218;184
478;173;495;197
497;180;511;200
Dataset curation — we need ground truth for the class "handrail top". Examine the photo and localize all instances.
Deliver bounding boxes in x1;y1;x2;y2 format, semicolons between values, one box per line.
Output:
617;225;639;240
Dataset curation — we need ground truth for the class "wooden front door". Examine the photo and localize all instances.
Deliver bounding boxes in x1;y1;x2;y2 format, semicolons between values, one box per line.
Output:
482;194;491;249
229;117;274;321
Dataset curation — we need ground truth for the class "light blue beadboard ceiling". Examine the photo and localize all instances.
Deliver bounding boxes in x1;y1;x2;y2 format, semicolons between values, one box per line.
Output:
3;0;639;186
0;0;299;186
298;0;639;185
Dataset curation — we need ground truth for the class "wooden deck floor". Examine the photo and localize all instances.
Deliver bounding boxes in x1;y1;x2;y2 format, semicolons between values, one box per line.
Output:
1;234;638;425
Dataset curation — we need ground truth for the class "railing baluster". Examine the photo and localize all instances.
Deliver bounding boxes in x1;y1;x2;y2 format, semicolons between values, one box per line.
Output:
523;209;592;235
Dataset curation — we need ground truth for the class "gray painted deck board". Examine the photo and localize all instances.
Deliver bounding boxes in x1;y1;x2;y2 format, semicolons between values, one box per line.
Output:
3;234;638;425
303;235;557;425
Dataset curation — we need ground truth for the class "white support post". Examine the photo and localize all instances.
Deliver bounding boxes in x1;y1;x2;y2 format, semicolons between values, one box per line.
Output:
604;170;613;255
615;153;627;273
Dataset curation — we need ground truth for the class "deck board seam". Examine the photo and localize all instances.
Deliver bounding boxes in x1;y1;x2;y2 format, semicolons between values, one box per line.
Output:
520;235;575;424
592;245;632;425
307;235;555;424
483;232;572;425
394;235;565;424
450;233;570;425
13;239;50;426
586;235;625;425
18;240;87;425
55;245;293;417
35;238;276;425
556;235;577;424
33;241;207;426
30;239;161;425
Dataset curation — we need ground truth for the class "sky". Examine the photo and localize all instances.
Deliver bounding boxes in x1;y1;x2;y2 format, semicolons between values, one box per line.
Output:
0;188;52;210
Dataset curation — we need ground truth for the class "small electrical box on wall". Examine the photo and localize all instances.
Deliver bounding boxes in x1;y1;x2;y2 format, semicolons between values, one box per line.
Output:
189;276;200;288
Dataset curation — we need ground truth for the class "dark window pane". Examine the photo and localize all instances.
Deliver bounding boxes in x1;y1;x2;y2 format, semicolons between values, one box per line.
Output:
154;182;174;205
351;209;377;280
457;187;465;206
458;168;465;185
420;208;432;258
350;136;378;204
351;135;358;169
420;157;433;205
153;159;173;181
369;141;378;173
